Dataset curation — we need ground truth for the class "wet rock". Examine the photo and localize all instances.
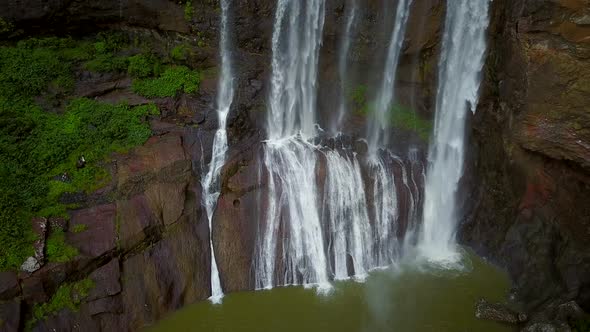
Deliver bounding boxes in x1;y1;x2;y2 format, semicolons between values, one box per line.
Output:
120;210;209;330
31;217;47;265
0;299;21;332
21;276;47;304
521;322;571;332
48;217;68;232
68;204;116;258
475;298;526;324
0;273;19;301
32;307;99;332
85;296;123;316
213;144;264;292
87;259;121;302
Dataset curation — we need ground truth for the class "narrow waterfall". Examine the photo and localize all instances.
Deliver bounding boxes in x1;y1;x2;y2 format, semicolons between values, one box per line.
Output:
367;0;413;155
256;0;329;290
333;0;358;132
419;0;491;263
201;0;235;303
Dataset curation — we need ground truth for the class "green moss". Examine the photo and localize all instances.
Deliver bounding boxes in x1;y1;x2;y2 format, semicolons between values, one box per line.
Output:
389;104;433;141
127;54;161;78
184;0;194;21
28;278;95;329
132;66;201;98
348;84;432;141
45;229;78;263
72;224;87;233
85;53;129;73
0;35;161;271
171;44;190;61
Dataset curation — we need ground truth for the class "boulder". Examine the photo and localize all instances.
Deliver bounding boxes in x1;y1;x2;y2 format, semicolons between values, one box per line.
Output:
20;257;40;274
475;298;527;324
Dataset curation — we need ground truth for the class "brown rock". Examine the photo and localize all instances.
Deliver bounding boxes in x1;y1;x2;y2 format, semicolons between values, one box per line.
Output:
68;204;117;258
120;212;209;330
87;259;121;302
85;296;124;316
117;134;187;189
0;273;19;301
31;217;47;265
213;146;264;292
116;195;160;251
21;277;47;304
0;299;20;332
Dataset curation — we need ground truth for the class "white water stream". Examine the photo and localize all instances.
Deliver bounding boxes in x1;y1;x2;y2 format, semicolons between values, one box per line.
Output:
419;0;491;264
201;0;235;304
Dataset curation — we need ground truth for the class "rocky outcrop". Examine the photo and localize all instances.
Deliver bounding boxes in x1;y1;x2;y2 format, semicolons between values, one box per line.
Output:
475;298;527;325
462;0;590;321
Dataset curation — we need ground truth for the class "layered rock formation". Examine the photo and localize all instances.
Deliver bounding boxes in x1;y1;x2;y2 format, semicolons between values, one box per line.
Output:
463;0;590;327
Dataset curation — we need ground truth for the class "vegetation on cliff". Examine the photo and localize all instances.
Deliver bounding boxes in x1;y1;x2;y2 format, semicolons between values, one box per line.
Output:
0;33;190;270
27;278;95;329
350;84;432;140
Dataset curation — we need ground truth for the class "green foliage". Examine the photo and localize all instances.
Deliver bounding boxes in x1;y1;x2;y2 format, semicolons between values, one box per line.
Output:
29;278;95;328
0;35;159;270
184;0;194;21
127;54;161;78
0;43;71;98
171;44;189;61
389;104;433;141
0;18;13;34
85;53;129;73
348;84;432;141
72;224;87;233
132;66;201;98
45;230;78;263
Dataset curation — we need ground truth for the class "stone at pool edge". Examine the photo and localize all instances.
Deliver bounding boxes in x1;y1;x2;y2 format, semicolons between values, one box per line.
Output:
475;298;527;325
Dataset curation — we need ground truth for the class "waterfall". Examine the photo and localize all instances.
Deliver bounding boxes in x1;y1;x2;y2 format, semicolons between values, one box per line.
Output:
369;154;400;267
201;0;235;304
367;0;413;155
419;0;491;263
333;0;358;132
266;0;325;140
323;147;372;280
256;0;329;290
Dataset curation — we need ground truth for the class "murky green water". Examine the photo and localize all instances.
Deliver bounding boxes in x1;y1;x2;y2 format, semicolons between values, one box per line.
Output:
147;252;514;332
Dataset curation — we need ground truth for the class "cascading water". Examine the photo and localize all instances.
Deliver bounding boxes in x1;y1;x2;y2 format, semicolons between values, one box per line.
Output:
323;147;372;280
255;0;422;289
256;0;330;290
419;0;491;263
367;0;413;155
201;0;235;304
333;0;358;132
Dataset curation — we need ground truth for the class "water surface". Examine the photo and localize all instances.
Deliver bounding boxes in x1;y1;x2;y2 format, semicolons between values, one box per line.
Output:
147;252;514;332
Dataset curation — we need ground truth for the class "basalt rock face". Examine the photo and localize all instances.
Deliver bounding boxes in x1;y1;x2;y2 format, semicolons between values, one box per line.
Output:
462;0;590;318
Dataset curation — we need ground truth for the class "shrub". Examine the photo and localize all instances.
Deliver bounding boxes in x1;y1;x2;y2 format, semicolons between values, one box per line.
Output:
45;229;78;263
132;66;201;98
127;54;161;78
29;278;95;328
171;44;189;61
0;36;159;270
